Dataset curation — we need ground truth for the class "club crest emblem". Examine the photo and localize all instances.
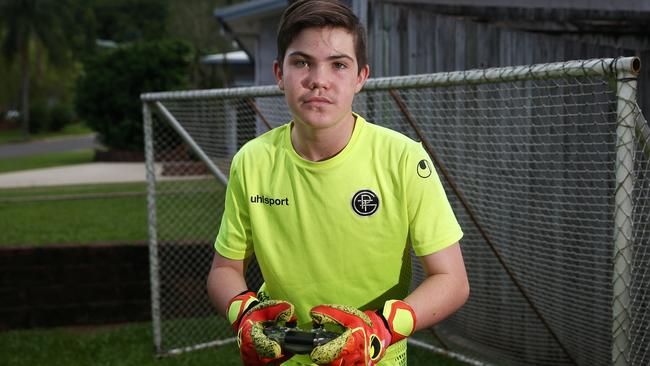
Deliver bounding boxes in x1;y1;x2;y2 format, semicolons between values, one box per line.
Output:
351;190;379;216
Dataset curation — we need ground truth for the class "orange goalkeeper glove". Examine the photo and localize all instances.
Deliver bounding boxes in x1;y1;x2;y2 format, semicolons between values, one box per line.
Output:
308;300;416;365
227;291;297;366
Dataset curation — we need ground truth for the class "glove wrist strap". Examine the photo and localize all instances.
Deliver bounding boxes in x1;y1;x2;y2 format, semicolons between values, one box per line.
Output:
226;290;259;330
380;299;416;344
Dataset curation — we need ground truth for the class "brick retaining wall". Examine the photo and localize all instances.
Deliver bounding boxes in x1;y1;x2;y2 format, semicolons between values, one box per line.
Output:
0;243;151;331
0;241;257;332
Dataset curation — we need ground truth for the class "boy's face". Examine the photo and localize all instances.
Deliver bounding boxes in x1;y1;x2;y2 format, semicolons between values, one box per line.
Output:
274;27;369;130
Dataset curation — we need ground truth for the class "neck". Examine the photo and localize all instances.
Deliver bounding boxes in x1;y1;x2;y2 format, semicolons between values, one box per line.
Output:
291;114;356;162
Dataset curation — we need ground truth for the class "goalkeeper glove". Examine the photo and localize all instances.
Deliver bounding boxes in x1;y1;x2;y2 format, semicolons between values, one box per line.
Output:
227;291;297;366
308;300;416;365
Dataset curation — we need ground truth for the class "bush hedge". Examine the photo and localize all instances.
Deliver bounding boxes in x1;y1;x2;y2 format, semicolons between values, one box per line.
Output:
76;39;191;151
25;101;76;134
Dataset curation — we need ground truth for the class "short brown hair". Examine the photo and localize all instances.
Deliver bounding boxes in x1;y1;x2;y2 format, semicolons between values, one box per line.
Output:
276;0;367;74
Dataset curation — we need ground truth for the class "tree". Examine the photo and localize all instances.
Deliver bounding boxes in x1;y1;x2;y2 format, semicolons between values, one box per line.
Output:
0;0;82;139
76;39;191;151
166;0;238;88
92;0;169;43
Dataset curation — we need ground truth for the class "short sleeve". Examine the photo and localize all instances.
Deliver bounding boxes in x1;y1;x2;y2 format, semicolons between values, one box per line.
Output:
214;152;254;260
405;142;463;256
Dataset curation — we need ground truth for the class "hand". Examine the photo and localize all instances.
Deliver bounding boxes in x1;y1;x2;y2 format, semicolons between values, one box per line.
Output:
227;291;297;366
308;300;416;365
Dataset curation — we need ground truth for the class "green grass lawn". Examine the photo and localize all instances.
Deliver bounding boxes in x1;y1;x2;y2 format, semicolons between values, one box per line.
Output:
0;181;148;199
0;194;149;245
0;180;224;246
0;123;94;144
0;149;95;173
0;182;148;246
0;322;240;366
0;323;469;366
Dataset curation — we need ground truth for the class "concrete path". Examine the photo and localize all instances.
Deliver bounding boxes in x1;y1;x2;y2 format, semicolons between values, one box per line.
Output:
0;162;155;188
0;134;157;188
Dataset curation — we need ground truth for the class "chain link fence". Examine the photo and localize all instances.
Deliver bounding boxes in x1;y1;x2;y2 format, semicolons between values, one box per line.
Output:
141;57;648;366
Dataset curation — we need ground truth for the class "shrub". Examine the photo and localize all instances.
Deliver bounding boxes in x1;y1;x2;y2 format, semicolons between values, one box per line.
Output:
27;101;49;134
48;104;75;132
75;39;191;151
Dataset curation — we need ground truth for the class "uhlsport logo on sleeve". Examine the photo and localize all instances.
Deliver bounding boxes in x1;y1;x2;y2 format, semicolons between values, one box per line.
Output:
351;189;379;216
417;159;432;178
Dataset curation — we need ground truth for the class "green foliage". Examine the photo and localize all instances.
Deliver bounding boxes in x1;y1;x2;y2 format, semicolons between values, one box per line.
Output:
1;0;97;62
93;0;169;43
1;0;243;136
166;0;244;88
27;100;49;134
76;39;191;151
24;100;76;133
49;103;75;131
0;0;95;138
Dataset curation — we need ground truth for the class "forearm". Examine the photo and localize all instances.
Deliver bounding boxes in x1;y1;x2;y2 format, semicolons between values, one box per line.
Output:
206;255;248;318
404;272;469;330
403;242;470;331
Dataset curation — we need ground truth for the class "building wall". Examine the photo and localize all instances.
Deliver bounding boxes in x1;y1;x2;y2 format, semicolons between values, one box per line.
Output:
256;16;283;86
367;1;649;113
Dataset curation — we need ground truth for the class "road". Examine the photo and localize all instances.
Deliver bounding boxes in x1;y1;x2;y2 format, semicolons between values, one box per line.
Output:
0;134;103;158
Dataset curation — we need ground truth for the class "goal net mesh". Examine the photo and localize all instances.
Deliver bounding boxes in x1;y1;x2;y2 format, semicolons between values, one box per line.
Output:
142;58;649;366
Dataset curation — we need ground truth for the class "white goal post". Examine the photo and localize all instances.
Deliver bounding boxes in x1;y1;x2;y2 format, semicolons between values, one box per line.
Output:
141;57;648;366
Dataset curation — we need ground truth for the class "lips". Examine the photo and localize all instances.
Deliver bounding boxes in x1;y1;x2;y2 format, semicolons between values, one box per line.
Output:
302;96;332;105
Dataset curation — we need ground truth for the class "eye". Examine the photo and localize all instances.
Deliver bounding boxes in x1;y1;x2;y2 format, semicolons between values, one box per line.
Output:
294;60;308;68
333;62;347;70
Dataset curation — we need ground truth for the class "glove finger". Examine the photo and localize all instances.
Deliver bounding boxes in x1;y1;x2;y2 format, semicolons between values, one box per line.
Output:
250;321;283;359
249;300;296;324
240;320;292;366
310;328;354;365
310;304;372;328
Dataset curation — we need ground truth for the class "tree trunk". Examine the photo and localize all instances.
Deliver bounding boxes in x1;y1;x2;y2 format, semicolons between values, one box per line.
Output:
19;39;31;141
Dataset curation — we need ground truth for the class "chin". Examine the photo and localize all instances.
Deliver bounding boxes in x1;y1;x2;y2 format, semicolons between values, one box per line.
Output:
295;109;339;129
296;117;335;130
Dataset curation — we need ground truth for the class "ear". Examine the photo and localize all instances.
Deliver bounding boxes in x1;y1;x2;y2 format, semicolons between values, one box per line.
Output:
355;64;370;93
273;60;284;90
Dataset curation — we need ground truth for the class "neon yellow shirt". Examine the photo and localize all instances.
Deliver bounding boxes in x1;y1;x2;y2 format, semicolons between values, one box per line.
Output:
216;113;462;323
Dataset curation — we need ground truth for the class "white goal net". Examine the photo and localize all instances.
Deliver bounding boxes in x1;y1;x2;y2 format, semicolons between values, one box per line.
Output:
142;57;648;366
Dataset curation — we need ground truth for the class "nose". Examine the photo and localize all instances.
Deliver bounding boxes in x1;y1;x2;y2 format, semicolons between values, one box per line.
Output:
306;65;329;90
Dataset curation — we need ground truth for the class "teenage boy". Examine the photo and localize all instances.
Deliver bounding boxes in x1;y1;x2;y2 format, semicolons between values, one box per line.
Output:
207;1;469;365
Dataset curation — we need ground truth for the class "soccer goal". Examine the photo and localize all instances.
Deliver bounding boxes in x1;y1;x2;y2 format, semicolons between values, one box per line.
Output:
141;57;649;366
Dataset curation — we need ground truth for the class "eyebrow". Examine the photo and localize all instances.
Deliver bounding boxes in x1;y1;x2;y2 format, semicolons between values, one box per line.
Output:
287;51;354;63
